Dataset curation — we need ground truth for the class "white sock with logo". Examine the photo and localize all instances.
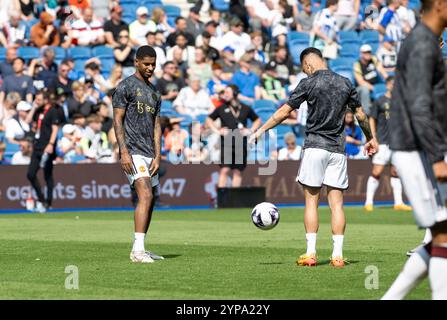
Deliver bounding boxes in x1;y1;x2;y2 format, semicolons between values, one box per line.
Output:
382;246;429;300
306;233;317;255
390;177;404;205
132;232;146;252
332;235;344;258
365;176;380;205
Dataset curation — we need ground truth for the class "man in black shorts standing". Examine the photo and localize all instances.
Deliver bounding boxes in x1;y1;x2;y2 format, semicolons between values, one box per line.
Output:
27;91;61;213
206;85;261;188
251;48;378;267
382;0;447;299
112;46;163;264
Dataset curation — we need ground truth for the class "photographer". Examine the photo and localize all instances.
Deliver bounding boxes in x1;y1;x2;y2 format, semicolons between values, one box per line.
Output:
206;85;261;188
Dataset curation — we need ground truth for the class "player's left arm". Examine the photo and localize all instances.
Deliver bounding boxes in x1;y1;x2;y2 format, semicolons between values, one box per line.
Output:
149;115;161;177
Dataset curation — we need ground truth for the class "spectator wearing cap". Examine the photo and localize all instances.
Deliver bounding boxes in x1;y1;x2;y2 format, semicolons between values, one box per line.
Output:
103;5;129;48
216;46;238;81
4;10;27;46
145;31;167;77
0;47;17;79
114;29;136;79
4;101;32;144
156;61;185;102
195;21;219;48
231;53;261;105
186;6;204;39
296;0;317;32
151;7;175;38
129;6;157;47
70;7;105;46
11;134;33;165
173;76;215;119
30;11;60;48
376;36;397;73
0;141;8;165
265;46;295;86
0;58;34;105
56;123;79;163
312;0;339;52
188;47;213;89
334;0;360;31
166;32;196;66
207;63;230;96
353;44;389;115
261;63;287;105
166;17;195;47
219;17;251;60
199;31;220;62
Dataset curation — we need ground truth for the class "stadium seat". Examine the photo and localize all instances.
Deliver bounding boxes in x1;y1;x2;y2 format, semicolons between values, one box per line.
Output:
162;5;181;18
253;99;276;112
288;40;309;65
68;47;92;60
212;0;230;11
329;57;357;69
339;43;361;59
5;143;20;158
160;108;177;117
443;29;447;41
275;125;292;136
0;47;6;62
161;100;173;112
360;30;380;44
332;66;355;85
100;58;115;73
408;0;421;10
48;46;66;60
73;59;87;72
372;83;387;100
92;46;114;59
145;0;163;5
119;0;139;5
17;47;40;61
443;44;447;59
195;114;209;124
287;31;310;44
338;31;360;45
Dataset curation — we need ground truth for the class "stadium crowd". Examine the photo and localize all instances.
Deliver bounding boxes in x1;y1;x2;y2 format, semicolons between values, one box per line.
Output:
0;0;444;166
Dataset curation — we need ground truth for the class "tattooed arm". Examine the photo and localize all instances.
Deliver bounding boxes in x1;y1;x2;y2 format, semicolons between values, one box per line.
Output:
149;115;161;177
354;106;378;156
113;107;135;175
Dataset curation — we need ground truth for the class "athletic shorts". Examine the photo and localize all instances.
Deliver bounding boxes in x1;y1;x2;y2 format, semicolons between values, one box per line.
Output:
372;144;392;166
392;151;447;228
297;148;348;190
125;154;159;187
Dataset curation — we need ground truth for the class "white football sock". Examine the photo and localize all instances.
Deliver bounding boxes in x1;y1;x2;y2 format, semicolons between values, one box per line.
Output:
422;229;432;244
390;177;404;205
381;246;429;300
306;233;317;255
332;235;344;258
365;176;380;205
429;245;447;300
132;232;146;252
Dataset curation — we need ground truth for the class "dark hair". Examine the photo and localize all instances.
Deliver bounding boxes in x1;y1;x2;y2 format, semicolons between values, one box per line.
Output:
13;57;25;64
136;45;157;59
386;76;395;84
326;0;339;7
145;31;156;37
299;47;323;64
421;0;434;12
176;32;188;40
163;61;175;69
228;84;240;98
175;16;186;24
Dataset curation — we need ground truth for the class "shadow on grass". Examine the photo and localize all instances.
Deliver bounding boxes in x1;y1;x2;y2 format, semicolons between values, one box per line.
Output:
162;254;182;259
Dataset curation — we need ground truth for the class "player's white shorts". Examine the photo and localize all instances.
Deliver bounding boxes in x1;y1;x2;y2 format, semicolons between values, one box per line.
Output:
297;148;348;190
372;144;392;166
392;151;447;228
125;154;159;187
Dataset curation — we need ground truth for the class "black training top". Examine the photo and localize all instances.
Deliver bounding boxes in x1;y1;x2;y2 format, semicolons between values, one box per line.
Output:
370;95;391;145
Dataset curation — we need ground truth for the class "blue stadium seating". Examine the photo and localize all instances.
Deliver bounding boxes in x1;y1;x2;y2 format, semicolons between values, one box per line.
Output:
338;31;360;45
161;100;173;112
18;47;40;60
68;47;92;60
287;31;310;44
163;5;181;18
443;45;447;59
73;59;87;72
372;83;387;100
288;40;309;65
443;29;447;40
100;58;115;73
119;0;139;5
5;143;20;160
360;30;380;44
196;114;209;124
0;47;6;62
49;46;66;60
329;57;356;69
212;0;230;11
253;99;276;112
339;43;361;59
145;0;163;5
275;125;292;136
92;46;114;59
160;108;177;117
332;66;355;85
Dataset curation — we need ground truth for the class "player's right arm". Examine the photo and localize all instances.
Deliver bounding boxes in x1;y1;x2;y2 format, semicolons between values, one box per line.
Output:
249;104;295;144
113;108;135;175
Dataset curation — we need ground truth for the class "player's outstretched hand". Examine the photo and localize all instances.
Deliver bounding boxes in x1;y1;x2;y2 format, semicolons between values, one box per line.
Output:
149;157;160;178
433;161;447;182
248;130;262;146
364;138;379;157
120;151;135;175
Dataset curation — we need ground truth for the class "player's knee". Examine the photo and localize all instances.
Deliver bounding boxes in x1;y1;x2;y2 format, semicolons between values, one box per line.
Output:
138;189;153;204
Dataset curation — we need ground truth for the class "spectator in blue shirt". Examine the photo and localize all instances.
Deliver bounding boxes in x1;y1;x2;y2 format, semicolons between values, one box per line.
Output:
344;109;364;158
231;53;261;105
0;57;35;105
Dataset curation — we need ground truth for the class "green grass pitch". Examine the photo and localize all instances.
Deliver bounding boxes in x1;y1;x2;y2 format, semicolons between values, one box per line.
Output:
0;207;430;299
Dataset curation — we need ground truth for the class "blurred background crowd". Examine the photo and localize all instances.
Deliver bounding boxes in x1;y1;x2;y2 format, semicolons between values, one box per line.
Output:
0;0;445;166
